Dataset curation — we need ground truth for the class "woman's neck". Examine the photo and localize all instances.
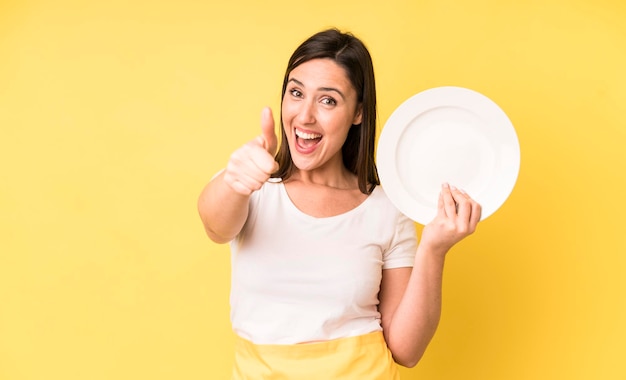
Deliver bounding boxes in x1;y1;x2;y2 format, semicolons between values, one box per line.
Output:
289;166;358;190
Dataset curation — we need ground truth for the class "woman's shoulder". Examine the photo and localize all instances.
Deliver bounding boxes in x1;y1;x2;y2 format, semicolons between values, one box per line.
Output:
368;185;409;219
251;178;284;199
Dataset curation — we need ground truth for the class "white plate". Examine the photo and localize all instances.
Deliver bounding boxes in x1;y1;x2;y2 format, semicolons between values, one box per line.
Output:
377;86;520;225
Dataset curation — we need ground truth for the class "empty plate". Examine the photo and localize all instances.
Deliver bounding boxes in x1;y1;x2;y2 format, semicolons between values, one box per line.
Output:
377;86;520;224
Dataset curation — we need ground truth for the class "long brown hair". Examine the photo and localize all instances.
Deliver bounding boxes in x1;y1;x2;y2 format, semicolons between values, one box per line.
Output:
271;28;379;195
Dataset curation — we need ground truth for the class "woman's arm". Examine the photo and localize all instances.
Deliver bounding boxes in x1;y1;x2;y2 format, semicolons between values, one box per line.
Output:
197;107;278;244
379;183;481;367
197;171;253;243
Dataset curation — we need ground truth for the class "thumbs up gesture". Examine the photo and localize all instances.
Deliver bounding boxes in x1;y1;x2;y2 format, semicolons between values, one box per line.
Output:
224;107;280;196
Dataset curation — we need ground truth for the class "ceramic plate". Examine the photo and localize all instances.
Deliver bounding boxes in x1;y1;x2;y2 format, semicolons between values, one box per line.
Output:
377;86;520;225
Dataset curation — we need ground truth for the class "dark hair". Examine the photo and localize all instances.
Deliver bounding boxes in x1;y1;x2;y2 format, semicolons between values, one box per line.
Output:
271;28;379;194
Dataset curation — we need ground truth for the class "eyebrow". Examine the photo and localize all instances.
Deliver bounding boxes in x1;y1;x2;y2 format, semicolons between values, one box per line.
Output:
288;78;346;100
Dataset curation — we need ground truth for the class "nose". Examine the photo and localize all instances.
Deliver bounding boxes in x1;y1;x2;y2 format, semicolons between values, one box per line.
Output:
296;99;316;125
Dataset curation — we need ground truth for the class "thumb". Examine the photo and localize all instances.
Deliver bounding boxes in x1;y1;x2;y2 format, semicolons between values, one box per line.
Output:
260;107;278;155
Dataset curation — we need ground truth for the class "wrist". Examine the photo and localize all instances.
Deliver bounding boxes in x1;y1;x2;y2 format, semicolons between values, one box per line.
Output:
415;243;448;265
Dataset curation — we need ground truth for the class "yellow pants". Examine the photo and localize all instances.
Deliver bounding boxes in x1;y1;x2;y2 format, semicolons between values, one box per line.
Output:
232;331;400;379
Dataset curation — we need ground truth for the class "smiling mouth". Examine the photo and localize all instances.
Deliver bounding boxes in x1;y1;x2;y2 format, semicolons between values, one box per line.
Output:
295;128;322;150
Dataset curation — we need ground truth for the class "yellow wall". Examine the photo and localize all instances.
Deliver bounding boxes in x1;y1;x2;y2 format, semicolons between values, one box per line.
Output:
1;0;625;379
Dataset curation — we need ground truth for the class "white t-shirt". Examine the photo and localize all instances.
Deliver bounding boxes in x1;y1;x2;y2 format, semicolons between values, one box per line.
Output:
229;179;417;345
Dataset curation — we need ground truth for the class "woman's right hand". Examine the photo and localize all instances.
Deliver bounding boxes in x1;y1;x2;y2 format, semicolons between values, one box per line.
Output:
223;107;279;196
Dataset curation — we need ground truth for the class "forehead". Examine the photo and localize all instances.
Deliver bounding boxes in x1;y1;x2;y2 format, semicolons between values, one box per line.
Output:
288;58;354;91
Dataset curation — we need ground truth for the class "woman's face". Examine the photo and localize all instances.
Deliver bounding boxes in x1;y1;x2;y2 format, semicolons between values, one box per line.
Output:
281;58;362;174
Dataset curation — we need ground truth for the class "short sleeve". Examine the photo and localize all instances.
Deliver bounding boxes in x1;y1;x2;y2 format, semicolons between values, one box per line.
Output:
382;213;417;269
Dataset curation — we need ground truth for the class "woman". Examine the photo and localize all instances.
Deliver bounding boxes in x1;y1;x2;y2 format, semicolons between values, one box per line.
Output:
198;28;481;379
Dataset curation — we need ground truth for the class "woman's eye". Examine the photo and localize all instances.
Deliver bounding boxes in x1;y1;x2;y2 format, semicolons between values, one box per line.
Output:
289;88;302;97
321;97;337;106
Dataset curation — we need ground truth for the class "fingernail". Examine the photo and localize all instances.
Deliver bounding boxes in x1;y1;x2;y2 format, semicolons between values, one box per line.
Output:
450;185;457;191
442;182;449;188
459;188;467;194
262;106;272;118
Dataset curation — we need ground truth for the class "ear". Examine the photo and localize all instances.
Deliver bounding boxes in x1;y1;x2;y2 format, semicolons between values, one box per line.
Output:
352;104;363;126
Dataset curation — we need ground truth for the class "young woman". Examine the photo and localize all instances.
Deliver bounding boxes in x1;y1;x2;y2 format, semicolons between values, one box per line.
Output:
198;28;481;379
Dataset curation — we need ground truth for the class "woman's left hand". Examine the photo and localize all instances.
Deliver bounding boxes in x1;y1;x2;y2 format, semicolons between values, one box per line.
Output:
420;183;482;256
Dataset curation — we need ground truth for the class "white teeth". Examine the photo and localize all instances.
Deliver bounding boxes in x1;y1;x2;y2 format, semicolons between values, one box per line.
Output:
295;128;322;140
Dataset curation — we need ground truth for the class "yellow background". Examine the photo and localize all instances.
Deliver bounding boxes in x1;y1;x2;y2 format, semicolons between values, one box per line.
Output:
1;0;625;379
